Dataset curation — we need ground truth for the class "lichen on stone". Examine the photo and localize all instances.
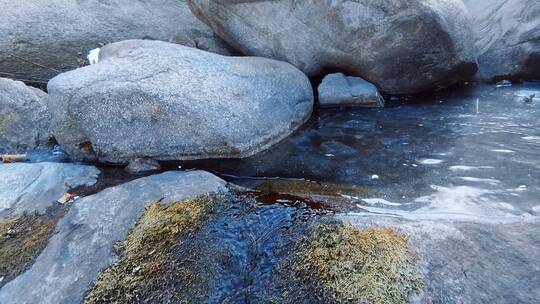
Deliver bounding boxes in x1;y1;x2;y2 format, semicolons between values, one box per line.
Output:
0;209;64;287
84;194;224;304
289;223;424;304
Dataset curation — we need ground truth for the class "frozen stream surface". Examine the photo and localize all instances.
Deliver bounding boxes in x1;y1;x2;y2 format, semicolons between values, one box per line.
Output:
183;82;540;224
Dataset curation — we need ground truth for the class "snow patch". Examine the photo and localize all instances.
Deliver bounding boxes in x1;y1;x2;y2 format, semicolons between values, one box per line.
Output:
87;48;101;65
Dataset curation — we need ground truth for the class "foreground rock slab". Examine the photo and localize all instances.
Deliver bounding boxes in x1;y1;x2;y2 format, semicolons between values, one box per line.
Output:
84;195;423;303
342;215;540;303
0;162;99;220
0;170;227;304
0;78;50;153
318;73;384;108
464;0;540;80
188;0;477;94
48;40;313;163
0;0;233;83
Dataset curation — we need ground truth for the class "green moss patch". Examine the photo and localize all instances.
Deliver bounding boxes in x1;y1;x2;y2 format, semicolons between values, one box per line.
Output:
85;195;223;304
290;223;424;304
0;209;64;287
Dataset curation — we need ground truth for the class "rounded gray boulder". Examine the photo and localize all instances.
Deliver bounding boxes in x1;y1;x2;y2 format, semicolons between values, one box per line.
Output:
318;73;384;108
0;0;233;84
48;40;313;163
188;0;478;94
0;78;50;153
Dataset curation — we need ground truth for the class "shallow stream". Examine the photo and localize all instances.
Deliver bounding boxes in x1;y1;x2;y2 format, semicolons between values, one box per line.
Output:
177;81;540;223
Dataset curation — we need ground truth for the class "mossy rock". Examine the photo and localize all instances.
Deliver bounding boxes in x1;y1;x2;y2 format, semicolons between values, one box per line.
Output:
289;223;424;304
0;208;64;287
84;194;224;304
85;192;423;304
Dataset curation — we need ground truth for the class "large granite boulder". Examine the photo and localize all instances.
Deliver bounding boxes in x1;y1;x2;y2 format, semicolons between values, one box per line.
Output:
0;170;227;304
188;0;478;94
318;73;384;108
0;162;99;220
464;0;540;80
0;0;233;84
48;40;313;163
0;78;50;153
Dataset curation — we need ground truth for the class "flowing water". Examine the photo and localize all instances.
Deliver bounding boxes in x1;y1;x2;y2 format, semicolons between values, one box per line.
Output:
177;81;540;223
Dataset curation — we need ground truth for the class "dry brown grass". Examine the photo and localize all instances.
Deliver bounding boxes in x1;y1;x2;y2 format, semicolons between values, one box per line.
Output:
0;210;63;286
85;195;221;304
291;223;424;304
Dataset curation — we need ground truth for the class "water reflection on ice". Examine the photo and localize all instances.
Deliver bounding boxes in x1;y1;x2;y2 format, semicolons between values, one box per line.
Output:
356;185;529;224
361;198;402;207
491;149;515;153
420;159;444;165
417;185;512;217
457;176;501;185
449;165;494;171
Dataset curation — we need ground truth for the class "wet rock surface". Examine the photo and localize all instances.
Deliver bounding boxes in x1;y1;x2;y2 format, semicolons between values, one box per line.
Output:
0;171;227;304
188;0;477;94
0;162;99;220
48;39;313;163
318;73;384;108
178;196;327;304
464;0;540;80
0;78;50;153
0;0;233;84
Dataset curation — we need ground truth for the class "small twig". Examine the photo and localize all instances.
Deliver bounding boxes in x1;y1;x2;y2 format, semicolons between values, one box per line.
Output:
1;154;27;163
0;72;50;84
6;52;61;72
